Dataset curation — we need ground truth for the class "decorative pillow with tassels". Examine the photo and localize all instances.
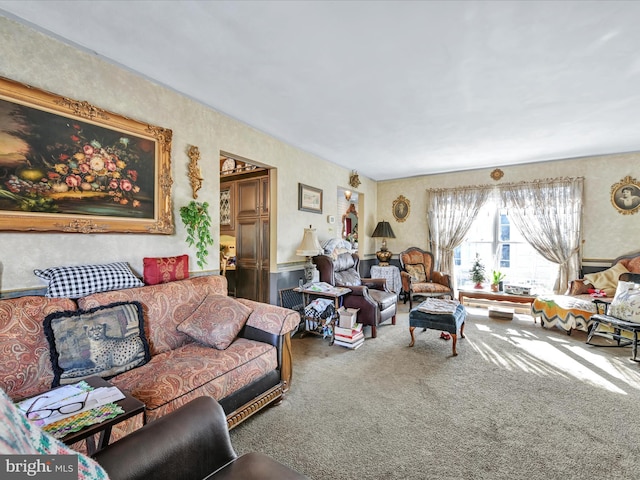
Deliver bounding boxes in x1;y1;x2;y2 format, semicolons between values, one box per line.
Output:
44;301;151;386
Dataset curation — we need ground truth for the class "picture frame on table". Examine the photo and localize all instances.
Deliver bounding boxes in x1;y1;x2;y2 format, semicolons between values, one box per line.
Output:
611;176;640;215
0;76;174;233
298;183;323;213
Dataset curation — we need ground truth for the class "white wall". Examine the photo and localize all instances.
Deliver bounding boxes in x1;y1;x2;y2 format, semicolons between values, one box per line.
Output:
1;16;637;293
376;153;640;263
0;17;378;293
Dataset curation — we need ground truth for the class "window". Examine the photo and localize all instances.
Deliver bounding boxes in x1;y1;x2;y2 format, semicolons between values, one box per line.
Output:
454;197;556;293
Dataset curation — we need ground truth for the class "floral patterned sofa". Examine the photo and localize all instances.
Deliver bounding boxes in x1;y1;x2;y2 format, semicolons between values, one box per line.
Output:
532;251;640;333
0;275;299;444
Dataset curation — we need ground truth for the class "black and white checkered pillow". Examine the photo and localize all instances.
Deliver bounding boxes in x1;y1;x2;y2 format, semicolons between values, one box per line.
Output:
34;262;143;298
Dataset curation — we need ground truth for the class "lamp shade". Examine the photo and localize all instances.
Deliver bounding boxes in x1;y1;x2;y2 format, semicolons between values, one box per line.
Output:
371;221;396;239
296;225;322;257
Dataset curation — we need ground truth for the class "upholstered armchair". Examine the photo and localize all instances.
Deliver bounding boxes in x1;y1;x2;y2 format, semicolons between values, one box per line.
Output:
399;247;453;309
313;253;397;338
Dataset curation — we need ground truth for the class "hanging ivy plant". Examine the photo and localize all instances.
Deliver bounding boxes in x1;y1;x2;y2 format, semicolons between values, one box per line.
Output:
179;200;214;269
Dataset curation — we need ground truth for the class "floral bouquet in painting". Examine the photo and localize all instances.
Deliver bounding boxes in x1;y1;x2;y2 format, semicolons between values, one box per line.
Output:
0;101;154;218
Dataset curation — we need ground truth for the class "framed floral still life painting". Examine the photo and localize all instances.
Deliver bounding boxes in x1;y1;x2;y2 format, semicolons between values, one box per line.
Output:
0;76;174;233
611;176;640;215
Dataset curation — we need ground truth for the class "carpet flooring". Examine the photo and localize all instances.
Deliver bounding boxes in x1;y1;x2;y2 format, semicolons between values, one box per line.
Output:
230;303;640;479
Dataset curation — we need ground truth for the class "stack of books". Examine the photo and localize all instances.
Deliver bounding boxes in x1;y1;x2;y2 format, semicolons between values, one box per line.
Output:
333;323;364;349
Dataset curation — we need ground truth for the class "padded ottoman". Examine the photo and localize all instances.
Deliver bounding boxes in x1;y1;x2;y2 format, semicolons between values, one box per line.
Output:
408;302;466;356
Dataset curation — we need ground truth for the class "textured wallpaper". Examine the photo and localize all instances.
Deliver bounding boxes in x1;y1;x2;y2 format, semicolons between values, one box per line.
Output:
377;154;640;262
0;17;637;293
0;17;375;292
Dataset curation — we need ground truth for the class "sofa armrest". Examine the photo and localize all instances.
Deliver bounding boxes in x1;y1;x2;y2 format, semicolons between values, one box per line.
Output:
360;277;390;292
93;396;236;480
344;284;367;296
234;300;295;392
235;298;300;336
340;285;378;318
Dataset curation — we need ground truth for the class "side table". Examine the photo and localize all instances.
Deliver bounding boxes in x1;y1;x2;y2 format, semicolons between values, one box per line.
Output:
370;265;401;296
296;286;351;345
61;376;145;454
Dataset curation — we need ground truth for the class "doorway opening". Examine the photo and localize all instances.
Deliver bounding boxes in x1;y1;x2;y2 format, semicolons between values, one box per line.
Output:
219;153;270;302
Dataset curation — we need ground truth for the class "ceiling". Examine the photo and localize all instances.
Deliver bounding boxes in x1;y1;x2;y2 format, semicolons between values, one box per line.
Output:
2;0;640;181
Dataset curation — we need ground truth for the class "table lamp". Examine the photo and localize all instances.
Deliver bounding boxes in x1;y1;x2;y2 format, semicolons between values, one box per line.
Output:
371;220;395;265
296;225;322;283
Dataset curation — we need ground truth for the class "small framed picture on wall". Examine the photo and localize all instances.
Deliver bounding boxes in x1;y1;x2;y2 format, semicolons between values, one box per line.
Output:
392;195;410;222
611;176;640;215
298;183;323;214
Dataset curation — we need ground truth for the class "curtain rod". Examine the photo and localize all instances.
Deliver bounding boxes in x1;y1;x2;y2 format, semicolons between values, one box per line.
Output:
426;176;584;193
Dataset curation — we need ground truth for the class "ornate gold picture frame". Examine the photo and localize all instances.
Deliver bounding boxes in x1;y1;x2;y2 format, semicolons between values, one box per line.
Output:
0;76;173;233
611;175;640;215
392;195;410;222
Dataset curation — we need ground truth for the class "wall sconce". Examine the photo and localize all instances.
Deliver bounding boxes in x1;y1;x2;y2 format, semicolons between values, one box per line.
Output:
296;225;322;283
371;221;396;265
344;190;352;201
349;170;361;188
187;145;203;199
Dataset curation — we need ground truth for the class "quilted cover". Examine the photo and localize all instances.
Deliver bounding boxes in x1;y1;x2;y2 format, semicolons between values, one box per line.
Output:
531;294;607;332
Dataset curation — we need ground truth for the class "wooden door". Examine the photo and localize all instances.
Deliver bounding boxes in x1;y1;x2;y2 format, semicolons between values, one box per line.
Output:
235;174;270;302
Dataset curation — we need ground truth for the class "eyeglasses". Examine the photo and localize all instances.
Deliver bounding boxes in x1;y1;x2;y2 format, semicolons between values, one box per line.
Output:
25;392;89;420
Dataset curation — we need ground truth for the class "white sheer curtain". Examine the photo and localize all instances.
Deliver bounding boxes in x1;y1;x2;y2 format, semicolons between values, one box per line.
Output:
499;177;584;294
427;186;492;287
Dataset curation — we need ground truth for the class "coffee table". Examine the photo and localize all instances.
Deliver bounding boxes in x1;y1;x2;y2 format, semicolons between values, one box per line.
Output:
458;288;537;315
61;376;145;454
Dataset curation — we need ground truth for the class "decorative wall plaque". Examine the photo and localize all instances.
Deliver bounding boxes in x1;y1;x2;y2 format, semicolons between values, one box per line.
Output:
490;169;504;181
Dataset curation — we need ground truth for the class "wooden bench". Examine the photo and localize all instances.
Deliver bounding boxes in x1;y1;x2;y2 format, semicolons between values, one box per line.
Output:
586;273;640;362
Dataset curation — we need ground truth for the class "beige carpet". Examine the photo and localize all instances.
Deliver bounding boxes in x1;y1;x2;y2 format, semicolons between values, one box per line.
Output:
230;303;640;479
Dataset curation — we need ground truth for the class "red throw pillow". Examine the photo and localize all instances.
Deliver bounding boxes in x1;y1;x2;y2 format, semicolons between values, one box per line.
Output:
143;254;189;285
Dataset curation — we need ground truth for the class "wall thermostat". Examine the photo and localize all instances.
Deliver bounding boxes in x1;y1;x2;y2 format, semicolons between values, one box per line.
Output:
327;215;335;224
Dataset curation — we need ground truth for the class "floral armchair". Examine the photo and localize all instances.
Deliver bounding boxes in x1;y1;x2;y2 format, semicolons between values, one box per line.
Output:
399;247;453;309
